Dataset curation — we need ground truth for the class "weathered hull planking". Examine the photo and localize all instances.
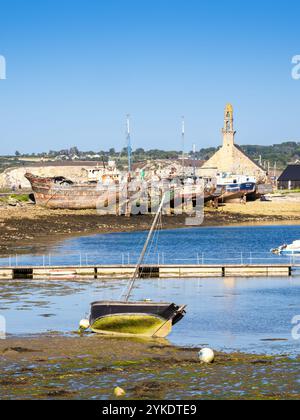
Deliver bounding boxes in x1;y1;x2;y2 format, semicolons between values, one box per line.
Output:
25;173;124;210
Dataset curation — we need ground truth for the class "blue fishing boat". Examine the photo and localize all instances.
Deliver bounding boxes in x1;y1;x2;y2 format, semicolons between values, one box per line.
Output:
217;173;257;202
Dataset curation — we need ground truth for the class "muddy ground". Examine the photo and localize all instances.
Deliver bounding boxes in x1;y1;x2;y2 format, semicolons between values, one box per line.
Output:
1;200;300;256
0;334;299;400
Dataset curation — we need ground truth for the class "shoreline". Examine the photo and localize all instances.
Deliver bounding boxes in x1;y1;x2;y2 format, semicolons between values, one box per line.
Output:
1;203;300;256
0;333;299;400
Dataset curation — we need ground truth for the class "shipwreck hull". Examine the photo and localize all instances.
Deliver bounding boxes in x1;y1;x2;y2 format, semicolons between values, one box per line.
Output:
25;173;123;210
32;188;112;210
26;173;217;212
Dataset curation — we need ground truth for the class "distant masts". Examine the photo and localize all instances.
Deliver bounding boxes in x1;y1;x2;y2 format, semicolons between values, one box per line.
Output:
181;116;185;176
274;161;277;178
192;143;196;177
126;114;132;173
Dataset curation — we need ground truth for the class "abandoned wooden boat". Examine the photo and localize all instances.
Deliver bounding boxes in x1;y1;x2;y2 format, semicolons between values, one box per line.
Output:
26;172;216;214
86;194;186;338
25;172;116;209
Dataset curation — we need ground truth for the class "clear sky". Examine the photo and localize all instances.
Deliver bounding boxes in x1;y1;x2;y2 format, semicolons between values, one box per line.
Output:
0;0;300;154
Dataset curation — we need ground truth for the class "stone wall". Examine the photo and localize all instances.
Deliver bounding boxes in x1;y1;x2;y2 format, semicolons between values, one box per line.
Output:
0;165;92;189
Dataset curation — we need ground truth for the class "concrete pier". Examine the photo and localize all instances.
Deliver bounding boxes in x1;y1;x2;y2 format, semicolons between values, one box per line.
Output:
0;264;298;280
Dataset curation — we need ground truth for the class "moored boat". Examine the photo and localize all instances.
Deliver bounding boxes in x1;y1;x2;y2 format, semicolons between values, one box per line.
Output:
271;241;300;256
83;194;186;338
217;173;257;203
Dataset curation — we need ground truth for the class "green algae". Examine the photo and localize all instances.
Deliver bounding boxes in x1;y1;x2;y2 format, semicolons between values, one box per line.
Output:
1;336;300;400
91;314;164;335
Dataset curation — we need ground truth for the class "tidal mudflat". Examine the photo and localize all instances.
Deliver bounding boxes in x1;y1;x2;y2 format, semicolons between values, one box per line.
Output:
1;277;300;399
1;335;300;400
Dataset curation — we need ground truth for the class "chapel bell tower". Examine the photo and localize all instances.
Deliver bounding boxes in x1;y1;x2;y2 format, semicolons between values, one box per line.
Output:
222;103;236;147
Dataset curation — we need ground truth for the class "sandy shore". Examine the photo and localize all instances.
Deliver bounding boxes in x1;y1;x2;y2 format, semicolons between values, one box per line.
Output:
218;199;300;221
0;334;299;400
1;199;300;255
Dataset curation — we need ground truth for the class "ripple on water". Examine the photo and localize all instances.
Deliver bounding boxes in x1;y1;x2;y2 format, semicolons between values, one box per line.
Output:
1;225;300;355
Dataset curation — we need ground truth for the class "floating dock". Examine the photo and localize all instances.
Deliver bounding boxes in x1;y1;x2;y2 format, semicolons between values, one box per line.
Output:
0;264;298;280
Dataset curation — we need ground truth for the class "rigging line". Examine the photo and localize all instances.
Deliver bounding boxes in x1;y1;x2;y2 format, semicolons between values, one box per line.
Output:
120;228;156;300
119;220;159;301
139;201;163;270
133;230;149;263
128;193;165;292
134;219;159;281
118;216;156;301
143;205;163;265
145;220;159;260
119;215;158;301
141;212;162;277
123;194;166;302
150;220;161;263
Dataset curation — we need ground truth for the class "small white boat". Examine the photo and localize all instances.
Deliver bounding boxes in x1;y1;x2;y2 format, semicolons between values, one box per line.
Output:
271;241;300;255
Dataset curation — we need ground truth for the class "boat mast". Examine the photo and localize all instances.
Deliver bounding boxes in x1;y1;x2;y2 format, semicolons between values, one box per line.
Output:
126;114;132;174
124;194;166;302
192;143;196;178
181;116;185;177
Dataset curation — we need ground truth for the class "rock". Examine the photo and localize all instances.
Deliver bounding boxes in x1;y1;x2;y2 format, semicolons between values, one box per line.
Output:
8;199;18;207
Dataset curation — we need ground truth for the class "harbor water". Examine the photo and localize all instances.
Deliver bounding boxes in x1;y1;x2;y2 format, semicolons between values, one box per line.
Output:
1;225;300;355
1;224;300;266
1;277;300;355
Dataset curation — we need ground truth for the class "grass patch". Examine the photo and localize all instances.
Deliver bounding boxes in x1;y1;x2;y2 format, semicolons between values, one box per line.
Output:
9;194;30;202
0;194;30;204
274;189;300;194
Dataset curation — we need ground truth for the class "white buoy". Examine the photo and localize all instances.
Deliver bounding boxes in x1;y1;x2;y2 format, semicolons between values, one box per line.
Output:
79;319;90;331
199;348;215;364
114;387;126;397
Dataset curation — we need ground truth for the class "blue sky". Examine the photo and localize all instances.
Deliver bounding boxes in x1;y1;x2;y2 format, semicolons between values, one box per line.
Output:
0;0;300;154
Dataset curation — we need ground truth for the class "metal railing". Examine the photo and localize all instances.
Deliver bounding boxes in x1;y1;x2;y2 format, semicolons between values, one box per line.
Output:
0;251;300;267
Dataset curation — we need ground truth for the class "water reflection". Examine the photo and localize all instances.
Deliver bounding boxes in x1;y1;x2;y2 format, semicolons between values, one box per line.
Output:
1;277;300;356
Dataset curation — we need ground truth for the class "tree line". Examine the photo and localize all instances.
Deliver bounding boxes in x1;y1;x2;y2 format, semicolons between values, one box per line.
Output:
11;141;300;169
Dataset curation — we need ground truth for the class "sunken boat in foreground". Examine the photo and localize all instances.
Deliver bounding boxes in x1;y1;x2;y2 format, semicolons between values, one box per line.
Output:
90;301;185;338
84;194;186;338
